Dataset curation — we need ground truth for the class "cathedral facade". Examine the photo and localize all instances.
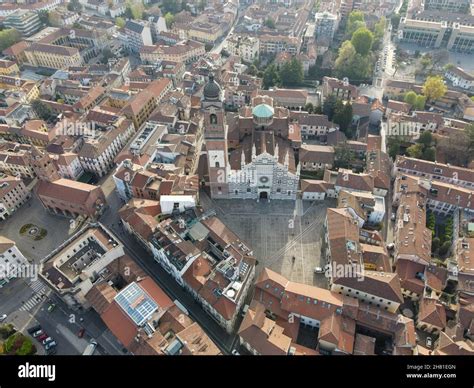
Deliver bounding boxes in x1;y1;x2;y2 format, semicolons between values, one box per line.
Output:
202;75;300;201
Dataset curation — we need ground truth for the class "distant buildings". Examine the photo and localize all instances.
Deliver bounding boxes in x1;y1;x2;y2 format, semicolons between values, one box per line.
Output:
0;236;29;288
226;35;260;62
0;174;32;220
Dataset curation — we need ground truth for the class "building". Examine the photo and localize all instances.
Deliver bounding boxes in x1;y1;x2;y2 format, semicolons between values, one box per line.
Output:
398;18;446;48
0;174;31;220
24;43;83;69
40;224;125;309
447;24;474;54
140;40;205;65
314;11;339;45
226;35;260;63
445;66;474;90
0;236;29;288
203;77;300;201
122;78;173;129
85;254;221;355
323;77;358;101
259;34;300;55
147;209;256;333
4;10;41;37
299;144;335;171
124;20;153;53
0;59;20;76
78;118;135;177
424;0;471;13
35;178;106;219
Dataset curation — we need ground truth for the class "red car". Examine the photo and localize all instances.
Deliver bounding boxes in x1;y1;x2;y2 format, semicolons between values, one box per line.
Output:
38;333;48;341
77;328;85;338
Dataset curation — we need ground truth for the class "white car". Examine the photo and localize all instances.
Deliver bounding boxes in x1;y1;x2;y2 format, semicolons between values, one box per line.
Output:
0;314;7;322
426;337;432;348
231;349;240;355
314;267;325;274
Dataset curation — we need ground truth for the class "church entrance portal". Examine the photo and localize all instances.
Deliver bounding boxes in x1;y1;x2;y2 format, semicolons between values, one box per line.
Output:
259;191;268;200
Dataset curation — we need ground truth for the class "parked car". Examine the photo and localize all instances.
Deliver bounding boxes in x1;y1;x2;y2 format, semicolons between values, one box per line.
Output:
32;330;44;338
78;328;85;338
391;212;396;221
42;337;54;346
38;333;49;342
47;304;56;313
231;349;240;355
46;347;57;355
0;314;7;322
45;341;57;350
27;325;41;335
387;243;395;250
314;266;325;274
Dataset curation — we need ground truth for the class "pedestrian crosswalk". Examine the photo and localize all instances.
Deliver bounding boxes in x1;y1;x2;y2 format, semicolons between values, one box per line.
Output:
29;279;45;294
18;280;46;312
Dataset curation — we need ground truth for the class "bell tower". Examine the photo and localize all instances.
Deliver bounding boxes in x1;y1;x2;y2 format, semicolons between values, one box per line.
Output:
202;74;229;198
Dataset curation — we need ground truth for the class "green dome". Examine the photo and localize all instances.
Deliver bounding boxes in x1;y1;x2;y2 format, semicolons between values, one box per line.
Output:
252;103;274;118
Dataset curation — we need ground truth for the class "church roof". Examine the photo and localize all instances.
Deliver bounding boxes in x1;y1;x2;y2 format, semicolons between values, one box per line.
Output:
252;103;274;118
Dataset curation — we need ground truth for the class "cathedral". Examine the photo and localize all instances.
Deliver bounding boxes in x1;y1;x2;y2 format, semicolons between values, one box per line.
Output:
202;75;300;201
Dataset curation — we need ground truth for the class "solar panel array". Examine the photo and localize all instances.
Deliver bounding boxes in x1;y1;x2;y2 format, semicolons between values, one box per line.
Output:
115;282;158;326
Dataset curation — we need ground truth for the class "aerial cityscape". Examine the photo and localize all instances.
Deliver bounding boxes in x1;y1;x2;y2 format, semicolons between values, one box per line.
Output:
0;0;472;373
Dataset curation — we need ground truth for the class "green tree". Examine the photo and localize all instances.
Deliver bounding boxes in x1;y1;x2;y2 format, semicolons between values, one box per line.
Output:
100;48;115;64
126;1;144;19
422;75;447;101
67;0;82;12
422;147;436;161
351;27;374;56
263;64;279;89
418;131;433;148
439;241;451;256
32;100;55;122
162;0;181;13
387;136;403;159
334;40;357;77
404;91;417;106
115;17;126;28
414;95;426;110
164;12;175;29
407;143;423;158
391;13;401;30
323;94;337;121
431;237;440;252
334;144;356;168
0;29;21;52
304;102;314;113
279;58;303;86
346;10;365;38
333;101;353;136
264;18;276;29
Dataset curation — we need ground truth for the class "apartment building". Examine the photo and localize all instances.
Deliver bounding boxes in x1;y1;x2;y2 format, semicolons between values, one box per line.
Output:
4;10;41;37
0;59;20;76
0;237;29;287
290;112;339;139
322;77;358;101
315;11;339;45
140;40;205;65
85;254;221;355
78;118;135;177
299;145;335;171
122;78;173;129
53;153;84;181
124;20;153;53
259;34;300;55
147;210;256;334
0;142;36;178
0;174;31;220
226;35;260;62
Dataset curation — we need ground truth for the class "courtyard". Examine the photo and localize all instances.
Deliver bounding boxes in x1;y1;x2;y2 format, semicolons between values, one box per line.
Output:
200;191;334;287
